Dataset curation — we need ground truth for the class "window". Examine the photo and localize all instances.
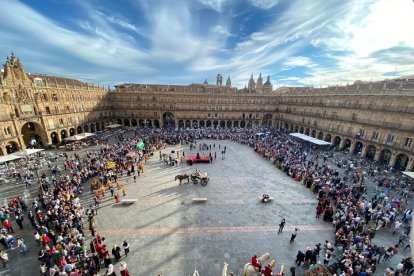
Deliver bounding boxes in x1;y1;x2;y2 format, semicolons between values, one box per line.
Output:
66;106;70;112
386;134;395;143
52;94;58;101
404;138;412;147
59;118;64;125
54;106;59;113
372;131;379;140
45;107;51;114
351;113;357;121
249;114;252;119
68;117;72;124
42;94;48;101
208;113;211;117
215;113;218;117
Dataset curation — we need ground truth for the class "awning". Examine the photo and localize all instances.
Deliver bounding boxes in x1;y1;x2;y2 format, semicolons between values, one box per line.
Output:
64;132;94;141
106;124;122;129
12;148;44;156
289;133;331;145
0;155;22;163
402;172;414;179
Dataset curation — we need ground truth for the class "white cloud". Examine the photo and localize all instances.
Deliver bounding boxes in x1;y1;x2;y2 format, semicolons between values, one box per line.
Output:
248;0;279;9
210;25;232;37
282;56;316;69
197;0;228;12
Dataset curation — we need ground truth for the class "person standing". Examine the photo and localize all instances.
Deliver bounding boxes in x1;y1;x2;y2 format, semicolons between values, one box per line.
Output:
0;250;9;268
122;241;130;257
119;262;130;276
290;228;298;243
278;218;286;234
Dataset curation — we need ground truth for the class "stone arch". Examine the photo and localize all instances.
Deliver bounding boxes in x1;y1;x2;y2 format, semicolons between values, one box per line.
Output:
117;119;122;125
365;145;376;160
60;129;68;141
333;136;341;147
290;124;294;132
0;147;5;156
300;127;304;134
69;128;76;136
131;119;138;127
227;121;232;128
6;141;19;154
50;131;59;144
379;148;392;164
139;119;145;127
21;121;46;148
220;121;225;128
283;122;289;130
213;120;218;129
353;141;364;155
163;112;175;128
154;120;160;128
394;153;409;171
84;125;89;132
124;119;130;127
262;113;272;126
178;120;184;128
317;132;323;140
90;124;95;133
247;121;253;128
77;126;83;134
233;121;239;128
240;121;246;128
96;123;101;131
342;138;352;150
185;120;191;128
294;126;299;132
199;121;205;128
206;120;211;127
311;130;317;138
192;120;198;128
146;119;152;127
325;134;332;142
305;128;310;135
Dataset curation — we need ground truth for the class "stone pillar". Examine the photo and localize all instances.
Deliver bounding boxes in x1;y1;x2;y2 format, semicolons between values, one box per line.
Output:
339;139;346;150
406;158;414;172
374;148;382;161
348;140;357;155
360;144;368;158
388;153;397;167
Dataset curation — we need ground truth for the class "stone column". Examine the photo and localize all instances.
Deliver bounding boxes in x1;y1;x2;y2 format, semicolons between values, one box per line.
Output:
406;158;414;172
348;140;357;155
374;149;382;161
339;139;346;150
388;153;397;167
360;144;368;158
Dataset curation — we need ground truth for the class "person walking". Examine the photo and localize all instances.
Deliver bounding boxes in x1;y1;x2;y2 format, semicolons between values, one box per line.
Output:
119;261;130;276
290;228;298;243
122;241;130;257
0;250;9;268
122;185;127;196
278;218;286;234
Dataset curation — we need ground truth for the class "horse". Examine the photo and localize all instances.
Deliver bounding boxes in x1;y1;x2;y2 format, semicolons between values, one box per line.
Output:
175;174;189;185
243;253;270;276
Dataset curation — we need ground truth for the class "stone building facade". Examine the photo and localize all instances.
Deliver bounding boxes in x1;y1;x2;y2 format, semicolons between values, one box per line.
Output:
0;54;413;171
0;53;112;155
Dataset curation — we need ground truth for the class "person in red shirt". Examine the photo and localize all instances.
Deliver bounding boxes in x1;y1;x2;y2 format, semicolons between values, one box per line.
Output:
262;264;273;276
3;220;14;234
251;255;261;272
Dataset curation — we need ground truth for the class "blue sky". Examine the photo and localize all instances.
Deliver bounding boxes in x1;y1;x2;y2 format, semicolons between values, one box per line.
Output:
1;0;413;88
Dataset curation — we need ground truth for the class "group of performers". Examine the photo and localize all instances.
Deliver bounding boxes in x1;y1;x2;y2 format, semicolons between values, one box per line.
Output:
251;255;273;276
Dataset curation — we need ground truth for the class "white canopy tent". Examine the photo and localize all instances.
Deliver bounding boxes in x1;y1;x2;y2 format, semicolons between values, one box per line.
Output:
12;148;44;156
402;172;414;179
0;155;22;163
64;132;94;141
289;133;331;146
106;124;122;129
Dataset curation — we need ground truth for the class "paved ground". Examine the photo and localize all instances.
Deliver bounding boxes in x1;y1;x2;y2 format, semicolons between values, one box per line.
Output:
0;136;412;275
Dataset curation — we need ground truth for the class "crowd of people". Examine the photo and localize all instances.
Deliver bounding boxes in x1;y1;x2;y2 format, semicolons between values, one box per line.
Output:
0;126;413;275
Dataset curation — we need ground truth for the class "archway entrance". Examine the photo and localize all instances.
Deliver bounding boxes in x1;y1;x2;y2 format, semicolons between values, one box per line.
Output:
227;121;232;128
206;120;211;127
247;121;252;128
6;141;19;154
163;112;175;128
262;113;272;126
220;121;225;128
394;154;409;171
124;119;130;127
96;123;101;131
353;141;363;155
317;132;323;140
70;128;76;136
139;119;145;127
325;134;332;142
342;139;351;151
131;119;138;127
233;121;239;128
90;124;95;133
300;127;304;134
50;132;59;144
185;120;191;128
178;120;184;128
311;130;316;138
213;121;218;129
192;120;198;128
146;120;152;127
84;125;89;132
365;145;376;160
379;149;392;164
60;130;68;141
77;126;83;134
21;122;46;148
154;120;160;128
240;121;246;128
333;136;341;147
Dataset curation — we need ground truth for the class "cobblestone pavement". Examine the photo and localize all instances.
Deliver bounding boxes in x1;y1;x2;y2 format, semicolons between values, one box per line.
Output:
0;137;411;276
